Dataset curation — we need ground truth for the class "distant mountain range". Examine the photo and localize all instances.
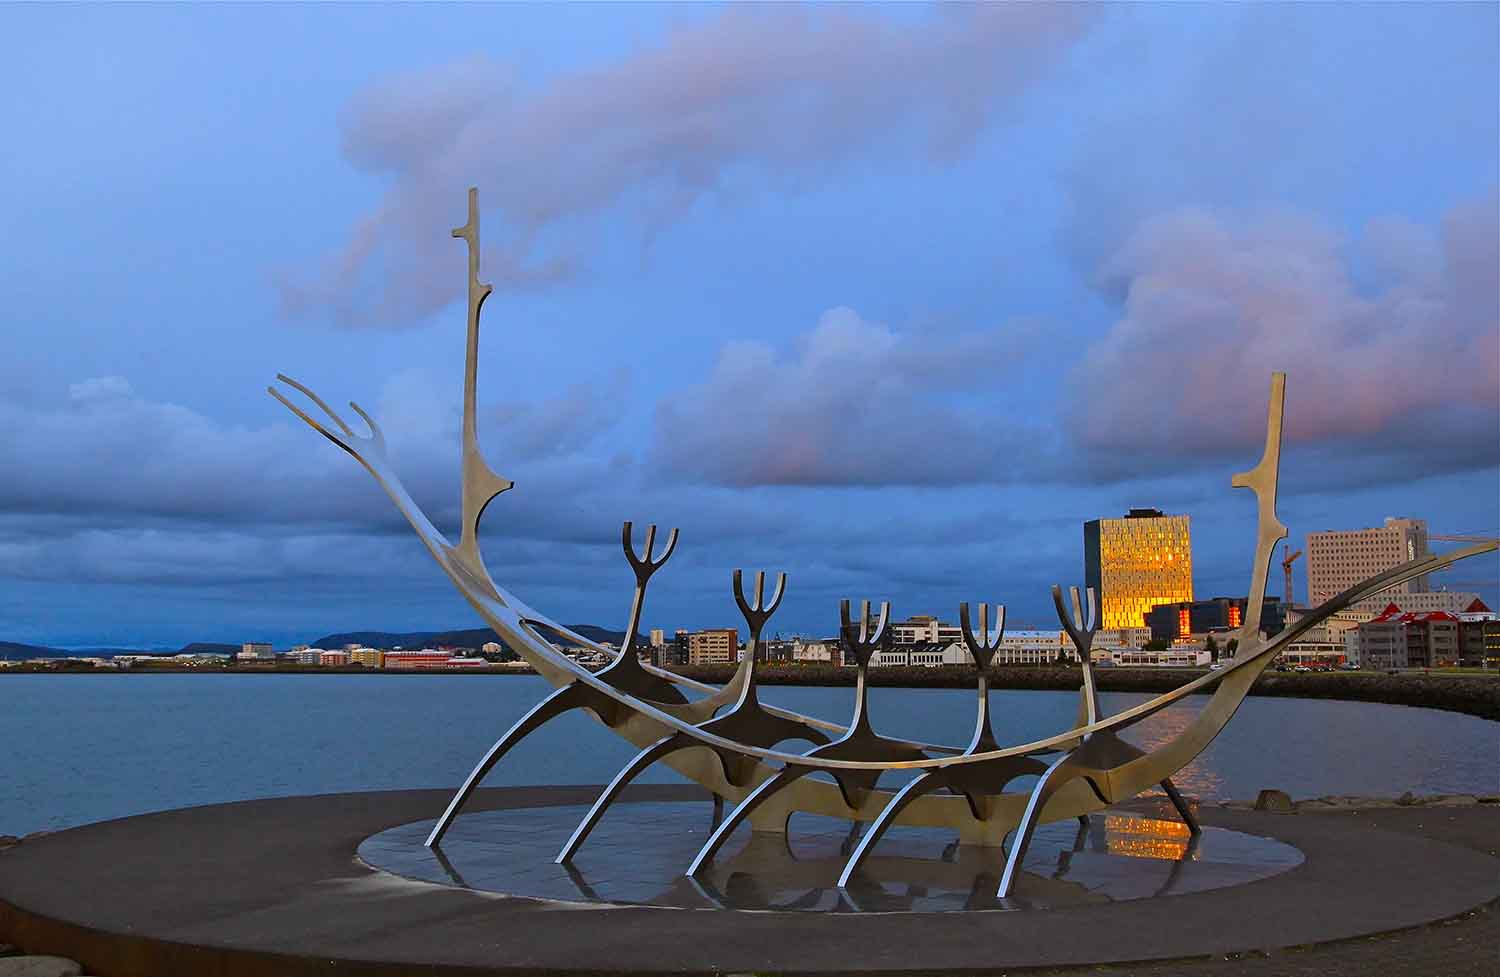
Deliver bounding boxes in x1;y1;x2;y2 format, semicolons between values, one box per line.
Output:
307;624;639;653
0;639;241;660
1;626;637;659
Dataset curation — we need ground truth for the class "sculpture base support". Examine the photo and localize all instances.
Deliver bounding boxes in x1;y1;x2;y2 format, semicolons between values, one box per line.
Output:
2;787;1497;977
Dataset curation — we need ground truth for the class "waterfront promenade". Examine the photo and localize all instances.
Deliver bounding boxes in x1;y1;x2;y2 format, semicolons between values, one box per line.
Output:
0;788;1495;975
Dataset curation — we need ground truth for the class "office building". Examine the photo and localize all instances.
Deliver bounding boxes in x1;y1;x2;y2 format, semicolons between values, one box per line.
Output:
1085;508;1194;630
683;629;739;666
239;642;274;660
1306;517;1429;606
649;629;665;648
889;615;964;646
1143;597;1284;644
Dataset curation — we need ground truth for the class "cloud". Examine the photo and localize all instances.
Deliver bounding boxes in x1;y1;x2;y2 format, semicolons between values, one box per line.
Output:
1065;192;1500;481
280;4;1095;325
0;368;630;534
652;306;1047;486
1058;4;1500;277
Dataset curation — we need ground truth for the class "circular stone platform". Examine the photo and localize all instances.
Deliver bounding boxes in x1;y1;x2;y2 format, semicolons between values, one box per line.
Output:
1;786;1497;977
360;802;1303;913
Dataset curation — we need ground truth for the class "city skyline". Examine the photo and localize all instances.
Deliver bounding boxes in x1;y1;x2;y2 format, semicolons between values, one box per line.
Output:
1;4;1497;647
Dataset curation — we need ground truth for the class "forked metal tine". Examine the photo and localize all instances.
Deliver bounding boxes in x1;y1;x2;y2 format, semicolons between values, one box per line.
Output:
733;569;787;632
1069;586;1085;633
623;522;679;579
347;401;386;449
871;601;890;645
960;602;1006;667
762;572;787;617
839;598;889;653
274;373;354;437
622;521;639;567
734;570;754;621
1085;587;1097;632
1051;585;1082;646
654;527;680;567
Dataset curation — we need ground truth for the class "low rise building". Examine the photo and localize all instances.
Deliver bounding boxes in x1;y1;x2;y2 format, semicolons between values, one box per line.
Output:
791;640;837;664
287;649;323;665
1110;647;1210;667
1357;604;1463;669
239;642;274;660
349;648;383;668
683;629;739;666
383;650;455;669
1459;619;1500;668
319;650;350;667
888;615;964;646
382;650;490;669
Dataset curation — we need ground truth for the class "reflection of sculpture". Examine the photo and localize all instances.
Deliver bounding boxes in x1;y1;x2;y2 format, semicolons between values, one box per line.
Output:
273;189;1497;898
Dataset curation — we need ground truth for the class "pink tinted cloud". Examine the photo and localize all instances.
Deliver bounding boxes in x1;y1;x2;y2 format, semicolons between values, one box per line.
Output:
280;5;1095;326
1066;192;1499;462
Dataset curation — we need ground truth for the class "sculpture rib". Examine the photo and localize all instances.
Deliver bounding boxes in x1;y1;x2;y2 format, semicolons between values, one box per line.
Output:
272;187;1498;885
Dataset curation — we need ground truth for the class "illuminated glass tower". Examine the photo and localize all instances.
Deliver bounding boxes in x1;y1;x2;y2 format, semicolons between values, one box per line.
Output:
1084;508;1195;631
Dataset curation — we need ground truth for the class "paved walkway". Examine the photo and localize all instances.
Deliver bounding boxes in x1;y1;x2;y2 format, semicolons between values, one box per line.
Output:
1;791;1495;976
1017;806;1499;977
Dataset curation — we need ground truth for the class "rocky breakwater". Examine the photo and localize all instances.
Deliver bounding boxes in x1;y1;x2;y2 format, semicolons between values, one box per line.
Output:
669;664;1500;721
1220;790;1500;813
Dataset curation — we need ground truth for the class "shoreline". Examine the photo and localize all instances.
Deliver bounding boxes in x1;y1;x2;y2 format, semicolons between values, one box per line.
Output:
5;662;1497;721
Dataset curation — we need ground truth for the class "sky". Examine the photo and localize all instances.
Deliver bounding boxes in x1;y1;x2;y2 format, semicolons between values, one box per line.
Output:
1;3;1496;649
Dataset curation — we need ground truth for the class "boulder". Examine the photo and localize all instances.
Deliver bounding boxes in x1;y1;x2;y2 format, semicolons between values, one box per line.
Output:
1254;789;1295;813
0;957;83;977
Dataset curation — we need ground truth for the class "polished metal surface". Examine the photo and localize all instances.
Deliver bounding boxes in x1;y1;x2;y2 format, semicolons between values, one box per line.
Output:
368;803;1304;913
275;188;1499;898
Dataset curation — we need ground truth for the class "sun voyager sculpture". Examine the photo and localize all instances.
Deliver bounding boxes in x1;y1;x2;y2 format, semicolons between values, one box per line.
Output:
271;189;1495;899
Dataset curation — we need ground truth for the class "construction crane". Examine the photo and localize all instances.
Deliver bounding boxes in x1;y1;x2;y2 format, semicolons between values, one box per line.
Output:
1281;544;1302;605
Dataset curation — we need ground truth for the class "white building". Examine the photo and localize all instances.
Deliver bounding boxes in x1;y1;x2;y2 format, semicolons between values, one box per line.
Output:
239;642;274;660
1306;517;1429;606
791;640;836;663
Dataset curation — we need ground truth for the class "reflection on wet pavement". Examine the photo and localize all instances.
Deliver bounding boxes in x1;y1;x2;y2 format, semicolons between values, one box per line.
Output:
360;800;1302;913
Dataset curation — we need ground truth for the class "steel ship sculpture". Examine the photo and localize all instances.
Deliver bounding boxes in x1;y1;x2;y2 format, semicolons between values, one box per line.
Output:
271;189;1496;898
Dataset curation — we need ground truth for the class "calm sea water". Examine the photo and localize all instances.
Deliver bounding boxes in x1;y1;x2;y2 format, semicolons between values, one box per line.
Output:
1;674;1495;836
